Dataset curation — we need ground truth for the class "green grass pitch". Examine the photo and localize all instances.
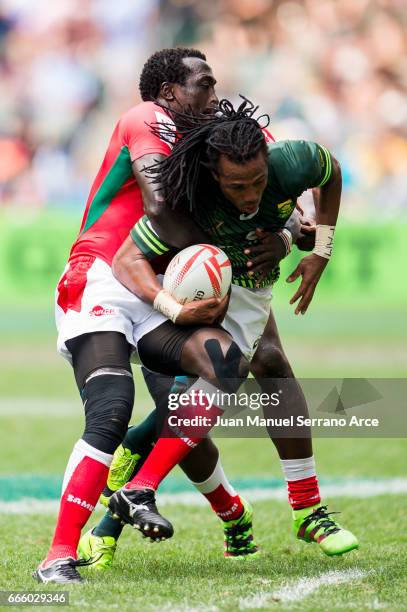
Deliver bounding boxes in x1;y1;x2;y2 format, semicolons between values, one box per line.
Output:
0;304;406;609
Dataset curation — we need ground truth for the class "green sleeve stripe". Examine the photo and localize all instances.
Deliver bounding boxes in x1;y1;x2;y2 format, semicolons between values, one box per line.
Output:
318;146;332;187
132;222;165;256
130;225;152;255
140;217;170;252
137;220;169;255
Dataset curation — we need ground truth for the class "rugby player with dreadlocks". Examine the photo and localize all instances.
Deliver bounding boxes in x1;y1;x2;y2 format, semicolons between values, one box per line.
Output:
35;48;297;584
94;99;358;561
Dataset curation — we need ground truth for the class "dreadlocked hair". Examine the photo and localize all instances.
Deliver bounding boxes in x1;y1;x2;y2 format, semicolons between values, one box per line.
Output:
145;97;270;212
139;48;206;102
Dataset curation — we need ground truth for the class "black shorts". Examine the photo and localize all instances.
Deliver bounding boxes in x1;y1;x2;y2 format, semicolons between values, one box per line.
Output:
137;320;224;376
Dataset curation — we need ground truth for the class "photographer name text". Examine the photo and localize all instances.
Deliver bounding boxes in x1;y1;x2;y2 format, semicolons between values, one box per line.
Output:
167;414;380;428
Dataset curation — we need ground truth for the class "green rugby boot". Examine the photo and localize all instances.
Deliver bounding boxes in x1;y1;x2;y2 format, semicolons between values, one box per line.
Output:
99;445;141;507
77;529;117;570
293;504;358;556
223;499;259;558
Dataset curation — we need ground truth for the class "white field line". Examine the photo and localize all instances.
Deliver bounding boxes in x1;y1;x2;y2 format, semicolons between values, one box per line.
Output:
239;569;368;608
0;399;81;417
1;478;407;514
0;399;152;417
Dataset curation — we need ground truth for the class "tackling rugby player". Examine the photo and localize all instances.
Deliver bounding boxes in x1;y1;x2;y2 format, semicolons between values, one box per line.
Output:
102;101;358;562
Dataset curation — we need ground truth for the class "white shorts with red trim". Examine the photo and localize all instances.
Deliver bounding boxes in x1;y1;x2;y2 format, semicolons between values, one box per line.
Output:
55;256;167;362
55;256;273;364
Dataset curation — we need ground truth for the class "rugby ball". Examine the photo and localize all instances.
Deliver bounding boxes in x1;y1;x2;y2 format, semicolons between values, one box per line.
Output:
163;244;232;304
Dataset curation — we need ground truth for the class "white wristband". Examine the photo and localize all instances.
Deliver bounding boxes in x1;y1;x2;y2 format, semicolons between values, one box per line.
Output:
277;228;293;255
153;290;183;323
313;224;335;259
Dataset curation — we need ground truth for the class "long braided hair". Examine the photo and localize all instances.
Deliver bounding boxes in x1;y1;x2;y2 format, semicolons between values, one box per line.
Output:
145;97;270;212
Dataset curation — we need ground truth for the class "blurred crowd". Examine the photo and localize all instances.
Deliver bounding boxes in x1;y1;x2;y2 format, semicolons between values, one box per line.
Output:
1;0;406;219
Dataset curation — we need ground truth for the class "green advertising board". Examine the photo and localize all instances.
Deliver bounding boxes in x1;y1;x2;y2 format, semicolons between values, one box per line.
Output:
0;212;405;308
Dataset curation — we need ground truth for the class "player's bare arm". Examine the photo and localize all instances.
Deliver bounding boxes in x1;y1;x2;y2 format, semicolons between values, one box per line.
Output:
295;193;317;251
112;236;228;325
296;215;317;251
132;155;209;248
287;156;342;315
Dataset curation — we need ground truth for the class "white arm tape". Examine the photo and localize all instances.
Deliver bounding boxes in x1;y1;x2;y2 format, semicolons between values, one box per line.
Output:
313;224;335;259
153;290;183;323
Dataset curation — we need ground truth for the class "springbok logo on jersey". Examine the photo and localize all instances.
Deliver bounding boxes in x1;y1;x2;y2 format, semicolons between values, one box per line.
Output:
155;111;176;148
277;199;294;218
89;305;115;317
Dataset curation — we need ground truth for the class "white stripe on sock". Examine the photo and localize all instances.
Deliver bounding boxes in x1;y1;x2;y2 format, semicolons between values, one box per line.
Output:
77;439;113;468
191;457;237;496
61;439;112;496
280;455;316;482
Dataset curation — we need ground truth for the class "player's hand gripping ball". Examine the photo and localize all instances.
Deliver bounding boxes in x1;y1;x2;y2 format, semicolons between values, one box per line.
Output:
163;244;232;304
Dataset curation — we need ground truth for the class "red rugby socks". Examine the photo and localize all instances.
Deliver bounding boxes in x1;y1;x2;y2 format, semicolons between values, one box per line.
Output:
43;440;112;566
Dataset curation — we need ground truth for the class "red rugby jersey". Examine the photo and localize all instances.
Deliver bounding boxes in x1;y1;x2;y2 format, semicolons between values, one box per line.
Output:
68;102;173;266
68;106;274;267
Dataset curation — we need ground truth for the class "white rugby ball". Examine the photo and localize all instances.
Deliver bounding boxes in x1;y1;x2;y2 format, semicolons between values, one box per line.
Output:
163;244;232;304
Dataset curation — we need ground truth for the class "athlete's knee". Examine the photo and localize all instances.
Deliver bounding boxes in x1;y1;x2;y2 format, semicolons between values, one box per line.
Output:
67;331;131;390
251;344;292;379
81;368;135;454
201;337;249;389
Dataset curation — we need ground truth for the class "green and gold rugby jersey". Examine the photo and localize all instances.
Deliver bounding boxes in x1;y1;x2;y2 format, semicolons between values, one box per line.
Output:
131;140;332;288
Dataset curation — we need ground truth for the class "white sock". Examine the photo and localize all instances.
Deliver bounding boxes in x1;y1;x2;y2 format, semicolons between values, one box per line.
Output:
61;439;113;495
280;455;316;482
191;457;237;496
